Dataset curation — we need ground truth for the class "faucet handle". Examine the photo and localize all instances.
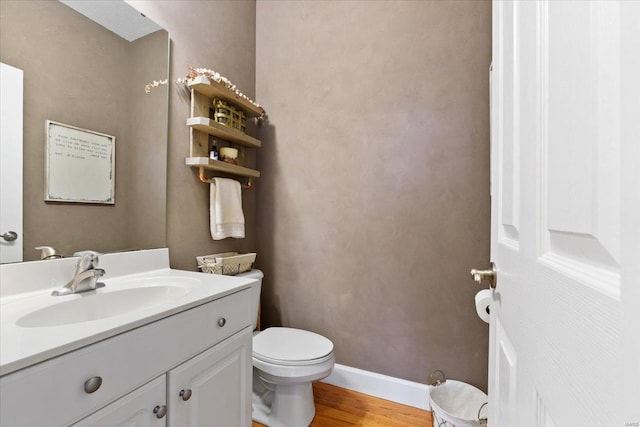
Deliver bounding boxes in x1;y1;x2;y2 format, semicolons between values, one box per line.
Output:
76;253;100;272
35;246;62;260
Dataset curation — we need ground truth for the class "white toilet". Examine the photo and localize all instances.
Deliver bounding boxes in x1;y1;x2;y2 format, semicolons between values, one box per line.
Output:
237;269;335;427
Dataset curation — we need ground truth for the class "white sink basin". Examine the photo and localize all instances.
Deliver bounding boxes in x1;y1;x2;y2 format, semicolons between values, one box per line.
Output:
1;249;258;377
17;284;190;328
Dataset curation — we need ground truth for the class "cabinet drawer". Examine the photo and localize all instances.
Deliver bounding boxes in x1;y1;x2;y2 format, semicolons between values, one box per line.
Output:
0;288;251;427
169;287;252;357
73;375;166;427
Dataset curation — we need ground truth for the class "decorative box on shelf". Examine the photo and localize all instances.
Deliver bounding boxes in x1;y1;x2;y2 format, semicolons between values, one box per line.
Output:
211;98;247;133
197;252;256;275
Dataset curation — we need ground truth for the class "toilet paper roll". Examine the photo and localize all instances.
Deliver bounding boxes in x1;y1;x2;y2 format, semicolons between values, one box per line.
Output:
474;289;491;324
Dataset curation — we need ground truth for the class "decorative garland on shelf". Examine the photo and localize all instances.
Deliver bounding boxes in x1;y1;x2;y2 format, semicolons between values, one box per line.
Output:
177;66;263;112
144;79;168;93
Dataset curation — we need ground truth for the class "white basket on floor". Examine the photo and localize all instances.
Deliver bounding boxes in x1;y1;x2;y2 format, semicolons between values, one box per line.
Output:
429;371;488;427
196;252;256;276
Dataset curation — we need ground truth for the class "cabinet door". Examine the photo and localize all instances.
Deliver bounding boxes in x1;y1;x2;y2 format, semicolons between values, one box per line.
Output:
73;376;167;427
168;327;252;427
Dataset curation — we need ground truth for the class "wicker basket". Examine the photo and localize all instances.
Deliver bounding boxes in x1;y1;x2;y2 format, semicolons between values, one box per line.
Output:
197;252;256;276
211;98;247;133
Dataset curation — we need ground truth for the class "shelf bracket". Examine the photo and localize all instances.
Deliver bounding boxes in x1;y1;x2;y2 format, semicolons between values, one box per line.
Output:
198;167;252;189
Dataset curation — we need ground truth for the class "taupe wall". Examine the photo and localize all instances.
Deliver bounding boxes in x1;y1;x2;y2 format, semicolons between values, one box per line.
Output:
128;31;169;250
127;0;257;271
255;0;491;389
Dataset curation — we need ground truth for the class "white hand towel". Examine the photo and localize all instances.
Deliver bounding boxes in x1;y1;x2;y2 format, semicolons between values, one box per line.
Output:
210;178;245;240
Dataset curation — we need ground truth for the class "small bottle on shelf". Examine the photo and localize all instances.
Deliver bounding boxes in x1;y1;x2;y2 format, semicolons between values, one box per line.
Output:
209;136;218;160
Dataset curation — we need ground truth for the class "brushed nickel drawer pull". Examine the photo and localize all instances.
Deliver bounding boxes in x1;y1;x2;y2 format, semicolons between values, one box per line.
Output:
153;405;167;418
83;376;102;394
179;389;192;401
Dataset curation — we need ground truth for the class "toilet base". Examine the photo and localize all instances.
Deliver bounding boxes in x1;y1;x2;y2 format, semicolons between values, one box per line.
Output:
252;373;316;427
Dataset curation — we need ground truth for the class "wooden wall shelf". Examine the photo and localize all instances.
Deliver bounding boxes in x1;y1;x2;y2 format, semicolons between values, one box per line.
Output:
186;74;263;183
186;157;261;179
188;76;264;117
187;117;261;148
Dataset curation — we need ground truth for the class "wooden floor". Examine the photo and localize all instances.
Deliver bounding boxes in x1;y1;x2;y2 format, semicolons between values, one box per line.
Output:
252;382;432;426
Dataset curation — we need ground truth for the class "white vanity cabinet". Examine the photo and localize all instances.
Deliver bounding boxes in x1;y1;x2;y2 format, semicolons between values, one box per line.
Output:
0;288;252;427
74;327;252;427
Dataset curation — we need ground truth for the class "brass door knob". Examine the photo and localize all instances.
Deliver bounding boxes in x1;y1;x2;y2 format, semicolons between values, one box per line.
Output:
470;262;497;289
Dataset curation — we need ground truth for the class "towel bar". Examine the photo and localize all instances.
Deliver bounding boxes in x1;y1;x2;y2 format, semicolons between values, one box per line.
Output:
198;167;252;189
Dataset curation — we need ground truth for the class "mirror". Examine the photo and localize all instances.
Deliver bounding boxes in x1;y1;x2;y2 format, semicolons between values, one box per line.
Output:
0;0;169;263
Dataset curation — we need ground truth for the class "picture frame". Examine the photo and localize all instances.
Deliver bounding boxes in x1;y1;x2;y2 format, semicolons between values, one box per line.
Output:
44;120;115;204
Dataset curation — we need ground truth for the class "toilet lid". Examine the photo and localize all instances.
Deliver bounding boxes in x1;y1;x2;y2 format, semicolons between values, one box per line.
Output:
253;327;334;366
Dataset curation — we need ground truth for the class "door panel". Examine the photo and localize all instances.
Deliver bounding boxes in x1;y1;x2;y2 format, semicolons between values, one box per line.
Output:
534;392;557;427
496;0;520;249
492;319;517;427
541;0;621;297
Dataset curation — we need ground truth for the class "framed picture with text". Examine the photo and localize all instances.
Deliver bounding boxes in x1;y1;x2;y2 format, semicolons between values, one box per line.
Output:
45;120;115;204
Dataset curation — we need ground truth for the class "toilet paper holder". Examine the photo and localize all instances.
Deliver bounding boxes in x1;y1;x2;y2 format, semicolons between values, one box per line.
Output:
470;262;497;289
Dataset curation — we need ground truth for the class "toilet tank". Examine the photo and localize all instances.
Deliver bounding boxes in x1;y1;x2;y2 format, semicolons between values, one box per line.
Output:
235;269;263;330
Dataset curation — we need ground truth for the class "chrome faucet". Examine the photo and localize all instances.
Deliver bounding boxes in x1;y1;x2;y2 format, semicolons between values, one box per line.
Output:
51;253;106;296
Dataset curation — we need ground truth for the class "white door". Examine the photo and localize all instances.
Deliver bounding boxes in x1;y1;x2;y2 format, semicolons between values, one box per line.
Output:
167;328;252;427
0;62;23;263
488;1;640;426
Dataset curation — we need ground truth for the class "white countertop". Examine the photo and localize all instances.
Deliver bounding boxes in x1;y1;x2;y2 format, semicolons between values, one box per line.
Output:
0;249;255;376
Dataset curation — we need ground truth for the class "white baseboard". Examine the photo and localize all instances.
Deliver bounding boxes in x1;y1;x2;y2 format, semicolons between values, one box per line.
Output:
321;364;431;410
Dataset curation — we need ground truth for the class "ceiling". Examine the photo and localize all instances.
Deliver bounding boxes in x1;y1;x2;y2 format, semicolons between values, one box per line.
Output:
59;0;162;42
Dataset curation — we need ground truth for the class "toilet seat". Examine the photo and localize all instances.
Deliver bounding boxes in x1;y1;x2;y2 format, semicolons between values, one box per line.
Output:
253;327;334;366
